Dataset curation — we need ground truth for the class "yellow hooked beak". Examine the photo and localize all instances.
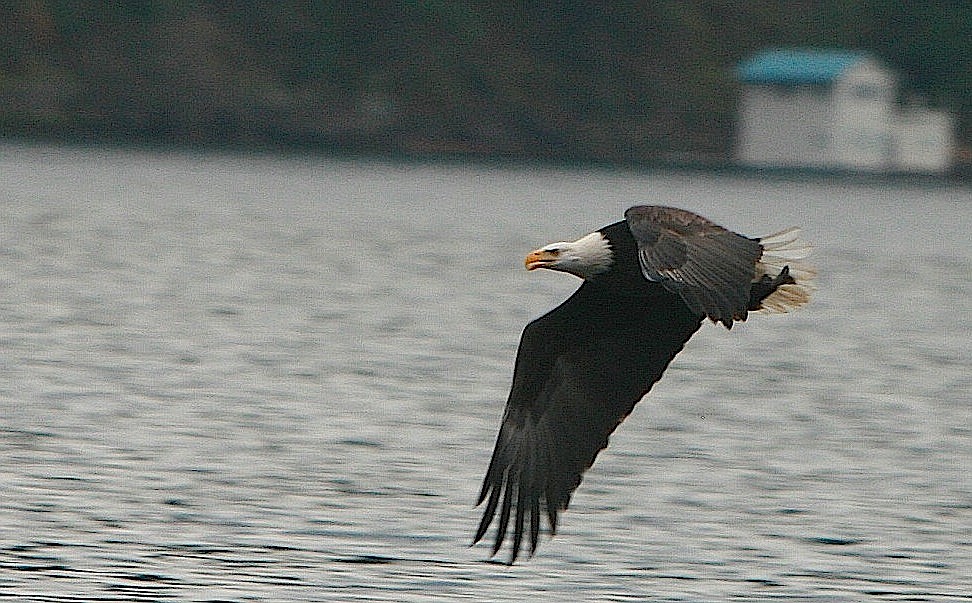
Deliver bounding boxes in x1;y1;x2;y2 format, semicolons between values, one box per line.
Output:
525;249;560;271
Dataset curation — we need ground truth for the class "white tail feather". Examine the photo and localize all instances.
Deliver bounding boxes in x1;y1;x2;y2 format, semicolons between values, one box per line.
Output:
755;227;816;313
760;227;804;250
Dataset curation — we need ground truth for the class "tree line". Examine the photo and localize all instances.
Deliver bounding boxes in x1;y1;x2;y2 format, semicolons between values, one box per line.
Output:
1;1;969;166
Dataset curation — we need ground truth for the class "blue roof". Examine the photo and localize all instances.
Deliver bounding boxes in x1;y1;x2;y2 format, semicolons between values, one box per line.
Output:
737;49;871;85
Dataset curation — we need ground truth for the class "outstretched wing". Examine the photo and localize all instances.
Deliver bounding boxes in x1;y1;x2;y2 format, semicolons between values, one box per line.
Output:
473;284;702;563
624;206;762;328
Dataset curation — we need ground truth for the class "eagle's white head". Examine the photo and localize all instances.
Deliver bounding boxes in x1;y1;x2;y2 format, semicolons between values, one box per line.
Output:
524;231;613;280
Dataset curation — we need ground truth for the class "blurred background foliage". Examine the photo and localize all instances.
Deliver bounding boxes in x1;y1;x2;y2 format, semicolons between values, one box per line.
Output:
1;1;969;164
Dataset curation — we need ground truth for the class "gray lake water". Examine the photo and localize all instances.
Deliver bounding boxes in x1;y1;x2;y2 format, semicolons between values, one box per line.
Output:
1;143;970;601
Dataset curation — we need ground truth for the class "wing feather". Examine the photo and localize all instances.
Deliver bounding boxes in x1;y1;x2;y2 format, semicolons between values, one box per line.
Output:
624;206;762;327
494;472;514;555
473;283;702;562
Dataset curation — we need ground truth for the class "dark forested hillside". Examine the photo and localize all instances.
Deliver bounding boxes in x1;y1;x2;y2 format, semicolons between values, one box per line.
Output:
1;1;969;165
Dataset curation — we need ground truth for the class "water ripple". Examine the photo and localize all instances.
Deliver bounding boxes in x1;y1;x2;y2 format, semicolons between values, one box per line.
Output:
1;146;970;601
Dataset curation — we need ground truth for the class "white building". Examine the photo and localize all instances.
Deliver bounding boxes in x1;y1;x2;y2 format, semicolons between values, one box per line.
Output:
735;48;953;173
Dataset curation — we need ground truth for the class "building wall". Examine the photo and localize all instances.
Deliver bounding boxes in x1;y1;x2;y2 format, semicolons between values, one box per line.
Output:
893;109;953;173
736;84;834;167
831;60;896;170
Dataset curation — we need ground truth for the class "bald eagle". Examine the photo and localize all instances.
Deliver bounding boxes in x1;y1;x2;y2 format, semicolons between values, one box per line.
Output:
473;205;814;563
